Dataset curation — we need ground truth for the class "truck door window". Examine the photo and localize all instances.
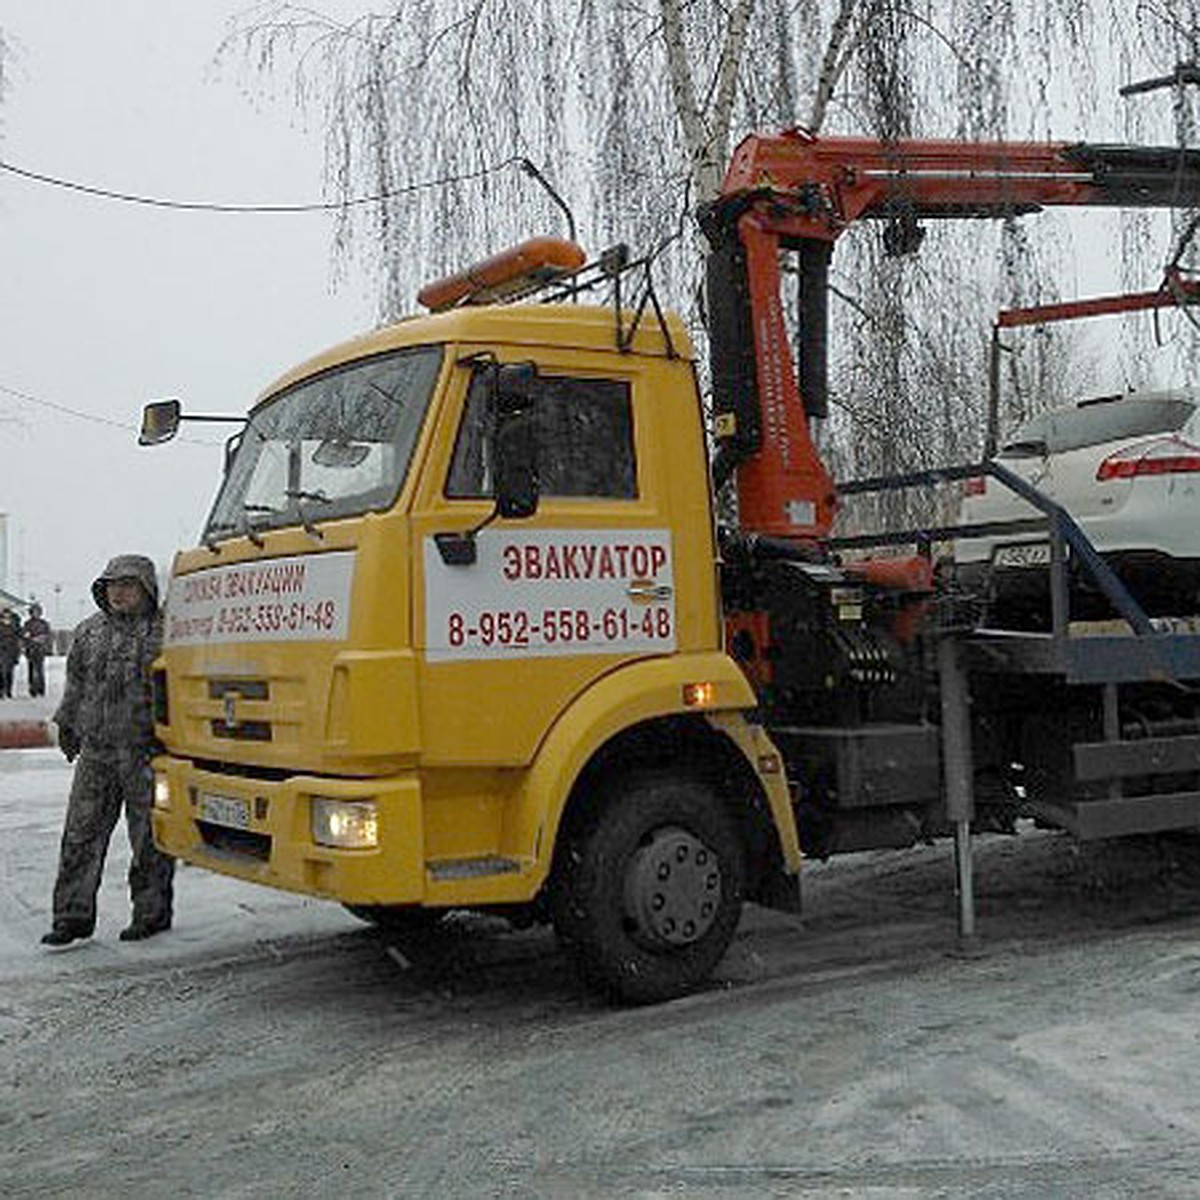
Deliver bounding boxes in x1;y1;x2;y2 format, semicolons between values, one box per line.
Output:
447;373;637;499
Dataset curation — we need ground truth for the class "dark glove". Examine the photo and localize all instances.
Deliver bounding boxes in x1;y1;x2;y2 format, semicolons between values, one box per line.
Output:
57;725;81;763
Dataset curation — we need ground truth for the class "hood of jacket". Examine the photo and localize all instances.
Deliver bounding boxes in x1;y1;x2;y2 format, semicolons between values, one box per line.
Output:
91;554;160;614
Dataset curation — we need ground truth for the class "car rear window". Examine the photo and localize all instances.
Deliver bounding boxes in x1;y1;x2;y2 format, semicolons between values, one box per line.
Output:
1001;394;1195;457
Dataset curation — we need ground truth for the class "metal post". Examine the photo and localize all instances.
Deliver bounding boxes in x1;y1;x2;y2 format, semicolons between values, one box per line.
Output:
938;634;977;947
1103;682;1122;801
985;324;1001;459
1049;510;1070;641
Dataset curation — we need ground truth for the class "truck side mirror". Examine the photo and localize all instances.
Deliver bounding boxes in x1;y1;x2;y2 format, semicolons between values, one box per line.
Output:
139;399;182;446
493;363;540;519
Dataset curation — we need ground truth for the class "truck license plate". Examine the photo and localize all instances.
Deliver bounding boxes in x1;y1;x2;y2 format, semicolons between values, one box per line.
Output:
198;791;250;830
993;542;1052;569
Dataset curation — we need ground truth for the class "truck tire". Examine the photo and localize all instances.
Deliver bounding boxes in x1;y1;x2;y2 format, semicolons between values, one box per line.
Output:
552;770;745;1004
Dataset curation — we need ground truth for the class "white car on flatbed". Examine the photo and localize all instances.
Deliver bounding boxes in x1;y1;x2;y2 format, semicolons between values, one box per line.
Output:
955;389;1200;622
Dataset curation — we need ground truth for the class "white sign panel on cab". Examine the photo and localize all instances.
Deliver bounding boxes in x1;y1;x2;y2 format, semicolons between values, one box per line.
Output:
164;551;355;646
425;529;675;661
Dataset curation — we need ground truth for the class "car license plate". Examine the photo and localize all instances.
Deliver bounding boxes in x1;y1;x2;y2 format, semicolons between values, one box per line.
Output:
198;790;250;830
992;542;1052;569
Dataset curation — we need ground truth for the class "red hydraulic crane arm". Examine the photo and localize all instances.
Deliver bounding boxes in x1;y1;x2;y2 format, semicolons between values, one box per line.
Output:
719;133;1197;236
701;128;1200;542
995;272;1200;328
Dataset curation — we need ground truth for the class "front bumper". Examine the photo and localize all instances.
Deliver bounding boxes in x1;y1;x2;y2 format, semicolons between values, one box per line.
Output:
150;755;425;905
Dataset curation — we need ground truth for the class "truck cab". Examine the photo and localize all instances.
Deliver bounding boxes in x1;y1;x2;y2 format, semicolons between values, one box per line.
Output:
149;297;798;1003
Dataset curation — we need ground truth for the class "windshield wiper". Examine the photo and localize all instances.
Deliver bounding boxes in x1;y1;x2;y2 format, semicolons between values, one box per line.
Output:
285;489;330;541
202;520;239;554
239;503;280;548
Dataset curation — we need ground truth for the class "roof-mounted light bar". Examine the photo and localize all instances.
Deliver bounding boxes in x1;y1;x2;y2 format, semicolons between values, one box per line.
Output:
416;236;586;312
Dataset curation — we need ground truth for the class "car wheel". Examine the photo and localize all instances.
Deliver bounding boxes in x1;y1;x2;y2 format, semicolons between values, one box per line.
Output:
552;770;744;1005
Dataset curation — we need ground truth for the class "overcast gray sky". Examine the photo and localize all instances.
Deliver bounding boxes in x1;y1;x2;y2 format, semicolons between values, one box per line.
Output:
0;1;373;625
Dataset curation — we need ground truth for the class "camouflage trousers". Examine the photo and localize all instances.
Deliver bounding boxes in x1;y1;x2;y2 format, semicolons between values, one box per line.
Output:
51;749;175;931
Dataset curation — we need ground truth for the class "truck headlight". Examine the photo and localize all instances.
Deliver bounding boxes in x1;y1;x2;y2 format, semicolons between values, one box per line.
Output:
311;798;378;849
153;773;171;811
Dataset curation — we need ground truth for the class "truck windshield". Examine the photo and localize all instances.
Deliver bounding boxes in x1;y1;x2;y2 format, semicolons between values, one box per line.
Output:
205;345;443;539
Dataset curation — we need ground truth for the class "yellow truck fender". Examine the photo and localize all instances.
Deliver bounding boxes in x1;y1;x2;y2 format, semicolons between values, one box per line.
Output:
510;650;801;891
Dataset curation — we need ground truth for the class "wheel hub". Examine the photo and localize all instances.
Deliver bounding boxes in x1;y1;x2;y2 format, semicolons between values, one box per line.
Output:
624;825;722;948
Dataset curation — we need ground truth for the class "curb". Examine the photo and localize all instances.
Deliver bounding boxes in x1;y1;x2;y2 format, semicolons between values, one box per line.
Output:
0;720;55;750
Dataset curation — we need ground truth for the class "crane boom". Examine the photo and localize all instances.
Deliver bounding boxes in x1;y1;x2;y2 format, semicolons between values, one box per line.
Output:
700;129;1200;541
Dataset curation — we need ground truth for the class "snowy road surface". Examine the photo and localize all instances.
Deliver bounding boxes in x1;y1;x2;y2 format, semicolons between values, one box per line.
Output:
2;668;1200;1194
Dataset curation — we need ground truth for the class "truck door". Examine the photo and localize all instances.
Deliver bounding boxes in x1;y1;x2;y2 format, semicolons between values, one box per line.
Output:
412;353;683;767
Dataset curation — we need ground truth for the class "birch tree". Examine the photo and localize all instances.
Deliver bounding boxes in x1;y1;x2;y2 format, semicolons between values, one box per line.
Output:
223;1;1200;501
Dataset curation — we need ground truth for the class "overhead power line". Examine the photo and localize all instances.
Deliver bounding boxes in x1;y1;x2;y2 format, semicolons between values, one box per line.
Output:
0;381;217;444
0;380;138;432
0;156;523;214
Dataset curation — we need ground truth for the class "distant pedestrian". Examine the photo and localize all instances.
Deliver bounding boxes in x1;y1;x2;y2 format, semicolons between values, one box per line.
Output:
21;603;52;698
0;608;20;699
41;555;174;947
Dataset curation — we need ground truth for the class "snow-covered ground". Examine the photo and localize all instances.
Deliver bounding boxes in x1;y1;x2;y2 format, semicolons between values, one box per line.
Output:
0;657;355;982
3;661;1200;1195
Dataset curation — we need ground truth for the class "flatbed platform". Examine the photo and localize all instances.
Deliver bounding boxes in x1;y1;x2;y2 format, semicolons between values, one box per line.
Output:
963;625;1200;683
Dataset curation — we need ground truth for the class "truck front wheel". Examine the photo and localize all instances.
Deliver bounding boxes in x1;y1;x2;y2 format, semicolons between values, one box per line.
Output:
552;771;745;1004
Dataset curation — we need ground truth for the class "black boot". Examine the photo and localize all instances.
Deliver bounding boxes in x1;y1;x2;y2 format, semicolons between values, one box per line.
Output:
119;916;171;942
41;922;94;947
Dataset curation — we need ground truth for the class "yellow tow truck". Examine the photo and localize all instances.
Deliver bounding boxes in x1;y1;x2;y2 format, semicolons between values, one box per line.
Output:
145;132;1200;1002
144;275;797;1004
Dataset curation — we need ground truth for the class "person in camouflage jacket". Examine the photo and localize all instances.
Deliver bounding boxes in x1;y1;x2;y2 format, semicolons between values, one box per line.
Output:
42;554;175;947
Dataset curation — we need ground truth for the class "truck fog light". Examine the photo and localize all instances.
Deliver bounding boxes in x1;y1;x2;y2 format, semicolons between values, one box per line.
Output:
311;798;378;849
153;774;171;811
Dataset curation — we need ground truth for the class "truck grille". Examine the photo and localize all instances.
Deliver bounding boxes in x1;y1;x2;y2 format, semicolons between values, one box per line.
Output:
208;678;272;741
208;679;270;701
